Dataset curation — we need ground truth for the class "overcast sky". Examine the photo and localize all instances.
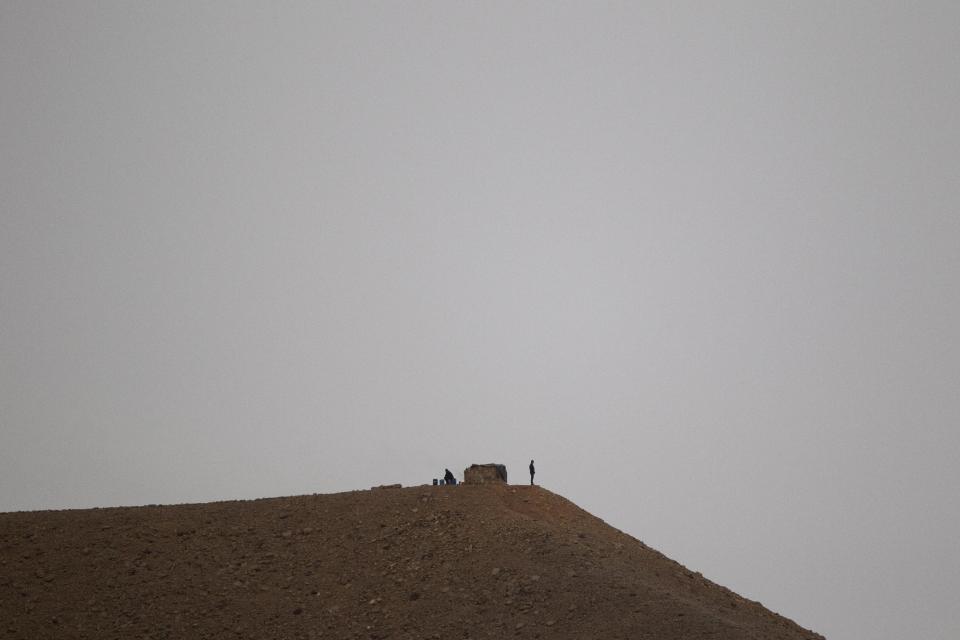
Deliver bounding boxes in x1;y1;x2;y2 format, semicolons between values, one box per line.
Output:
2;2;959;639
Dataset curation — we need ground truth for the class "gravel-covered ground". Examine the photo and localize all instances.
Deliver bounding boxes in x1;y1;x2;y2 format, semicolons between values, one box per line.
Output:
0;484;823;639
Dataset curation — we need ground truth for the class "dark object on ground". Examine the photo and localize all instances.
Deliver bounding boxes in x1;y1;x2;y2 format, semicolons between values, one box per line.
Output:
443;468;456;486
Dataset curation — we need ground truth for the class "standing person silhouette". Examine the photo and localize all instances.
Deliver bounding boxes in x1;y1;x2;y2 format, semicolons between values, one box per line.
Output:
529;460;535;486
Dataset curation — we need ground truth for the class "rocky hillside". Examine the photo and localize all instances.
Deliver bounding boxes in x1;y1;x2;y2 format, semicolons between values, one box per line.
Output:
0;484;823;639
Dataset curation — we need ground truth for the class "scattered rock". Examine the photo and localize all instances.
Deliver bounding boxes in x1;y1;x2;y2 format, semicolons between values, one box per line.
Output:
0;484;825;640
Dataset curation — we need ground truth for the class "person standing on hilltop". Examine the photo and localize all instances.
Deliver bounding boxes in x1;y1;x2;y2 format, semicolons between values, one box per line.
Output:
529;460;535;485
444;468;456;486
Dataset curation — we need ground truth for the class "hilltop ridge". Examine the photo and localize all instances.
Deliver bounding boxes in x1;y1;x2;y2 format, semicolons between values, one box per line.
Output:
0;484;823;639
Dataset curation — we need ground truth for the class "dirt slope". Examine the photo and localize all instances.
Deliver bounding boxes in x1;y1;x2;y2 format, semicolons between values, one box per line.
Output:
0;484;823;639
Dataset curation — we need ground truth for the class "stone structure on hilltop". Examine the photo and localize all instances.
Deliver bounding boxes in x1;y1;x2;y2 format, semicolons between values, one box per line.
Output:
463;463;508;484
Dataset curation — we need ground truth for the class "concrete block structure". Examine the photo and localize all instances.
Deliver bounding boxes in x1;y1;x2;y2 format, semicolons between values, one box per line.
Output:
463;463;508;485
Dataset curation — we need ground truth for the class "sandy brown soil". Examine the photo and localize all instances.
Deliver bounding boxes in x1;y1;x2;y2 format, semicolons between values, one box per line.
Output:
0;484;824;639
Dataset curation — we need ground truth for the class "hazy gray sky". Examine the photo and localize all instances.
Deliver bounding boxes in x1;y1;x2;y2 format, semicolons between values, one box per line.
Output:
2;2;958;638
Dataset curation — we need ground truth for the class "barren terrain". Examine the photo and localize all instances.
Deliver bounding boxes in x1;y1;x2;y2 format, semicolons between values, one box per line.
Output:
0;484;823;639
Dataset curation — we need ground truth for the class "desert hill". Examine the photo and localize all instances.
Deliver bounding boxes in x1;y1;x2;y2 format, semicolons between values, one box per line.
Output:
0;484;823;639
